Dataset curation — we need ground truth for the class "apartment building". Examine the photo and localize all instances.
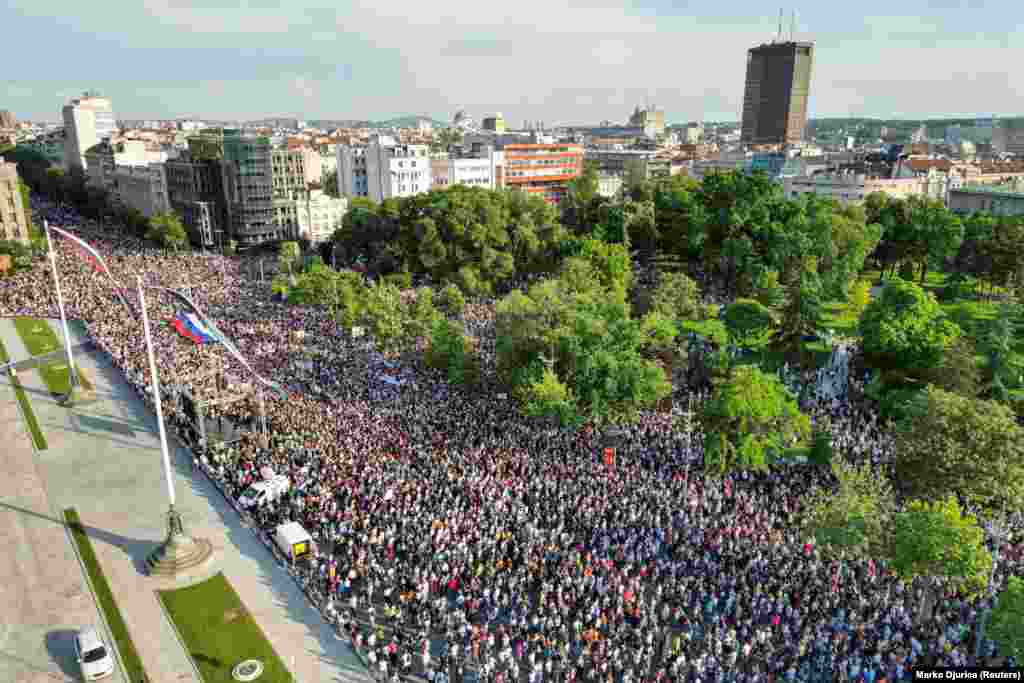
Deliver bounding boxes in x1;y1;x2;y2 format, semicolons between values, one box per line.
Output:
430;155;496;190
84;138;152;191
949;182;1024;217
782;172;943;205
502;143;584;204
338;145;369;198
111;164;170;217
338;135;430;203
0;160;30;244
165;151;229;248
740;41;814;147
62;92;118;172
296;189;348;243
585;150;671;187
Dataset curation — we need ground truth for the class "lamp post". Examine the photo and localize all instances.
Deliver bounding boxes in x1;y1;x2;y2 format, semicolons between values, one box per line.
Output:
138;276;214;577
44;221;80;405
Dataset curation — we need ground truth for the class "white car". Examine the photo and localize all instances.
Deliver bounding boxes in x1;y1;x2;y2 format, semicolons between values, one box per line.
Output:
74;627;115;680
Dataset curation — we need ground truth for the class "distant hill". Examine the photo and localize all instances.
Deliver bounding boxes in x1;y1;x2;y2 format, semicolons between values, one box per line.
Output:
309;116;447;130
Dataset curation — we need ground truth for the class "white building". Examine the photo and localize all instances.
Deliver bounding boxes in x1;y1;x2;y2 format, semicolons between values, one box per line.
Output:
110;163;170;217
296;189;348;243
782;170;949;205
430;155;495;190
62;92;117;172
597;173;623;198
84;139;162;191
338;135;430;202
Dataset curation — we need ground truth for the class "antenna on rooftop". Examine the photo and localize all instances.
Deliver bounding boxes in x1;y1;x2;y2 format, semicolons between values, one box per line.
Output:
777;9;783;42
790;10;796;41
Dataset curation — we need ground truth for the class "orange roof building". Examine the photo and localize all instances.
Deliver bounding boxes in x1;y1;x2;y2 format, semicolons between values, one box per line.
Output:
501;143;583;205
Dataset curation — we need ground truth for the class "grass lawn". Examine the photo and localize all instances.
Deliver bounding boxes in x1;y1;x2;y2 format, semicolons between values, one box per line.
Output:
12;316;94;393
0;336;47;450
64;509;147;681
159;573;291;683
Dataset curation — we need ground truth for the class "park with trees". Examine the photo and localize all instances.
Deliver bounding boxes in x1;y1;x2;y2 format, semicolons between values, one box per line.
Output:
6;136;1024;652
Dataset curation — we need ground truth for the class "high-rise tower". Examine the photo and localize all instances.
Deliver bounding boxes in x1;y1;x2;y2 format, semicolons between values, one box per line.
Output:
740;41;814;147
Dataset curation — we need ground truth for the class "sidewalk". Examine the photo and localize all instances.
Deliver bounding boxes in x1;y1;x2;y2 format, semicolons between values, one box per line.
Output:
8;319;371;683
0;347;122;683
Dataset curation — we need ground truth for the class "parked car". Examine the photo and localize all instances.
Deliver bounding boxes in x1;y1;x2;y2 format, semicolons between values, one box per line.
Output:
238;474;291;510
74;626;115;680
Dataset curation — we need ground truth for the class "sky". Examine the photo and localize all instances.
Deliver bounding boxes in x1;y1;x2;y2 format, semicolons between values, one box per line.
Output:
2;0;1021;125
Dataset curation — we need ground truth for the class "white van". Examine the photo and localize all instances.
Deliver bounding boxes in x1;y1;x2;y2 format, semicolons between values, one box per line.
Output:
274;521;315;562
238;475;290;509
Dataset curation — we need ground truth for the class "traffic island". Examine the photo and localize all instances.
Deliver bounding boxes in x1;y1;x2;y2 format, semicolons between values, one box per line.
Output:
159;572;291;683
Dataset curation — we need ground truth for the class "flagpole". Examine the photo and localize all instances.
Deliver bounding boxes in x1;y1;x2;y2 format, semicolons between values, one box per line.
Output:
137;275;176;508
44;221;79;396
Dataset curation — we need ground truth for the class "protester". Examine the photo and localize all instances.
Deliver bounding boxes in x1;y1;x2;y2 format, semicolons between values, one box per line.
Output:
2;197;1019;683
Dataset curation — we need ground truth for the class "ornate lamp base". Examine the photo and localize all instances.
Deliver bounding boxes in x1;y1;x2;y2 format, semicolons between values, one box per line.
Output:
146;506;214;578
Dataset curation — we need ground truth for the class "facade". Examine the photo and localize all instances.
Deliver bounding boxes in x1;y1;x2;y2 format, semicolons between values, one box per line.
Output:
296;189;348;243
597;173;624;198
0;111;15;129
363;135;431;203
684;123;704;144
110;164;170;217
481;113;506;134
218;129;277;245
164;151;228;248
993;119;1024;157
585;150;671;186
782;172;941;205
84;139;150;190
430;155;496;190
338;145;369;198
949;182;1024;216
0;161;30;244
502;143;584;204
740;41;814;147
62;93;117;172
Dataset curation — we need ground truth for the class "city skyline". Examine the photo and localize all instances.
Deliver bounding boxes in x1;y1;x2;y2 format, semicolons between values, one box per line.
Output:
2;0;1021;124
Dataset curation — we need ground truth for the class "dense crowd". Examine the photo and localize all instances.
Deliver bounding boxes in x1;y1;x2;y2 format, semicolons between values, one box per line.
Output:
2;199;1021;683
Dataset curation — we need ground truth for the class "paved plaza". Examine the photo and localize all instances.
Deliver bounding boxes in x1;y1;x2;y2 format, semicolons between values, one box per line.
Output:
0;318;370;683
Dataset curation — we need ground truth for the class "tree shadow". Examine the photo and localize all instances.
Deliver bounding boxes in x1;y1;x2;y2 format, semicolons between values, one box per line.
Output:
44;629;81;681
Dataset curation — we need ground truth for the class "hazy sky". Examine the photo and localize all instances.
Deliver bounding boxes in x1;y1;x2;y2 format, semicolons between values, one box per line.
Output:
2;0;1020;124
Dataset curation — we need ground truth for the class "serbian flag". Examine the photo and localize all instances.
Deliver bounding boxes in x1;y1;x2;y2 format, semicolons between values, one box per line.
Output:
172;312;219;345
47;223;133;313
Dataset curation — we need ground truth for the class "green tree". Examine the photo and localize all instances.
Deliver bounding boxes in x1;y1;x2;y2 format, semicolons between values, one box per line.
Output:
439;282;466;316
981;303;1019;402
802;458;896;557
426;318;479;386
989;576;1024;661
278;241;301;274
859;278;961;375
520;366;579;427
649;271;705;323
722;298;776;349
890;496;993;605
753;269;785;310
145;212;188;250
322;169;339;197
845;278;872;323
360;279;414;356
893;386;1024;512
408;286;442;340
702;365;810;474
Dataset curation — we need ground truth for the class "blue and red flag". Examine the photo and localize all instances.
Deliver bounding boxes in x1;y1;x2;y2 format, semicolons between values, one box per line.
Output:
172;312;220;345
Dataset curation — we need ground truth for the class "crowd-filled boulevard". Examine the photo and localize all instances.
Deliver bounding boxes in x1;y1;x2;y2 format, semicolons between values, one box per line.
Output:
2;197;1022;683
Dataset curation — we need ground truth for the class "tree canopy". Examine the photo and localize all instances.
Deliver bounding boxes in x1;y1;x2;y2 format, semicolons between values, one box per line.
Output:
859;277;961;375
890;496;992;600
332;185;569;294
893;386;1024;512
702;365;810;474
989;576;1024;661
802;458;895;558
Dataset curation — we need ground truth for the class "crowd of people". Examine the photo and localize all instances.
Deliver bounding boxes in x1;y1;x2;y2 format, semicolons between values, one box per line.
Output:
2;198;1021;683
